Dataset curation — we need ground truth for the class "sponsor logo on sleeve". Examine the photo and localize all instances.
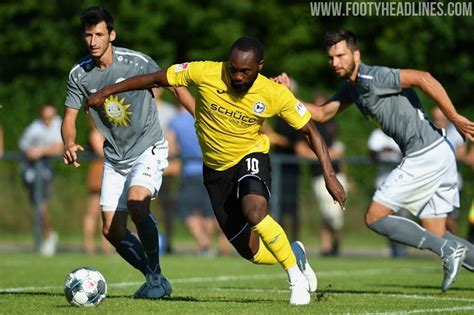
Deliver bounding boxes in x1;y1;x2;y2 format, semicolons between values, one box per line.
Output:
295;101;307;117
175;62;190;73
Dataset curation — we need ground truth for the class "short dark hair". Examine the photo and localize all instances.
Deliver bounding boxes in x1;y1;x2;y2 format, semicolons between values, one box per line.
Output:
324;30;358;51
80;6;114;33
229;36;264;62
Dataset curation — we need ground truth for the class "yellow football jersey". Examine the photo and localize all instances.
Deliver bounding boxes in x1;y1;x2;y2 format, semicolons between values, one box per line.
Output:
167;61;311;171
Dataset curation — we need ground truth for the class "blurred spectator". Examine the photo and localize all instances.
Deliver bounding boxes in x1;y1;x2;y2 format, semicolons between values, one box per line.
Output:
264;78;304;241
83;120;114;254
297;93;349;256
431;107;468;234
18;104;63;256
166;106;229;255
154;87;178;254
368;128;410;258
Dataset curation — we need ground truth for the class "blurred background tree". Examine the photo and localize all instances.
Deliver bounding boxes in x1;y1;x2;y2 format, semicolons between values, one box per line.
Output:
1;0;472;156
0;0;472;244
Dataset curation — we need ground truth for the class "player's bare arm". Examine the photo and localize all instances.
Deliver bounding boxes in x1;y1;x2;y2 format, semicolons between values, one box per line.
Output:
87;68;171;110
299;121;346;209
272;72;349;123
61;107;84;167
400;69;474;141
166;86;196;117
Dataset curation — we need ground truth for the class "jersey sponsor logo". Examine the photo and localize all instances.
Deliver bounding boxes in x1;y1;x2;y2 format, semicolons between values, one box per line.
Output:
295;101;307;117
253;101;266;114
103;95;132;127
175;62;190;73
210;103;257;126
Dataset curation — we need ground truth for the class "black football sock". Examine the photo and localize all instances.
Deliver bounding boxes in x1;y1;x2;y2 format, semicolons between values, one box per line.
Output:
115;230;147;276
136;213;161;274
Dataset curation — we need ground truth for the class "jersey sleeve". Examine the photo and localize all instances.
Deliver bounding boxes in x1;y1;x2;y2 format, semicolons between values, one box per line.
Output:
277;86;311;130
371;66;402;96
64;72;85;109
143;54;161;74
328;83;355;105
166;61;207;87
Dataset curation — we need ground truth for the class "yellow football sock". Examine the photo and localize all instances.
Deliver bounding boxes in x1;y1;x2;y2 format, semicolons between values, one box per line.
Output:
251;215;296;270
250;238;278;265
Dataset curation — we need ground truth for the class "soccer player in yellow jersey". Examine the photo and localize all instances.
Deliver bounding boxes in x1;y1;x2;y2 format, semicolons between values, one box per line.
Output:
87;36;346;305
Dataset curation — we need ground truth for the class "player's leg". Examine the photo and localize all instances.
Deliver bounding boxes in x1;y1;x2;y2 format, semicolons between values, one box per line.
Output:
366;201;465;291
101;210;147;272
366;201;454;255
100;161;148;276
367;141;466;291
443;231;474;271
203;157;310;304
128;143;171;299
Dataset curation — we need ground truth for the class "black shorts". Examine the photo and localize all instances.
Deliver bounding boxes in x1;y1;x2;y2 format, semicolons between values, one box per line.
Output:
203;152;271;241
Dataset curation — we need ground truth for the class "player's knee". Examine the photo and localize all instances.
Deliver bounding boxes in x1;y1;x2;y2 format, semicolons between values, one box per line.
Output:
102;224;122;246
365;201;392;226
127;198;150;223
241;195;268;225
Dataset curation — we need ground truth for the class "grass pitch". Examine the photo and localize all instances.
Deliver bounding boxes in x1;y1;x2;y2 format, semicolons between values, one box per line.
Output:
1;253;473;314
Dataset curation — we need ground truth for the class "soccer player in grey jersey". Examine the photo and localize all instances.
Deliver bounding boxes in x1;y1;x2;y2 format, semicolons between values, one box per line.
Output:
275;30;474;292
62;6;194;300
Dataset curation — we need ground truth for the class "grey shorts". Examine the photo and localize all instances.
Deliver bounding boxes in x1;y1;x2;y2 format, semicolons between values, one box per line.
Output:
176;175;213;219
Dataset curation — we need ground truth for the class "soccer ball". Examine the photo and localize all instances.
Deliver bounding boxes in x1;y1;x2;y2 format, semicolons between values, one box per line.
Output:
64;267;107;307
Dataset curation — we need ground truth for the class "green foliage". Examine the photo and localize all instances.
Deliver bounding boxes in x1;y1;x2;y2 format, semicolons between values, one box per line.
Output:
0;0;472;153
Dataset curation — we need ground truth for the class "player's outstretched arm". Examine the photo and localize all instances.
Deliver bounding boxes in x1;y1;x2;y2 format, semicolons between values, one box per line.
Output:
299;121;346;209
272;72;347;123
87;68;171;110
61;107;83;168
400;69;474;141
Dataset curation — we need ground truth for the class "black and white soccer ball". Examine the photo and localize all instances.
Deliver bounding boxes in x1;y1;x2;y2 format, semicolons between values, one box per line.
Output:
64;267;107;307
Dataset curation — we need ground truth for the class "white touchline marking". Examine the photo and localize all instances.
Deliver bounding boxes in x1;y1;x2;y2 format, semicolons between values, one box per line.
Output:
367;305;474;314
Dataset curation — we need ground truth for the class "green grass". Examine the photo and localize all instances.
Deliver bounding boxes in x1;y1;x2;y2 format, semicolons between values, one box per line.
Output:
1;253;473;314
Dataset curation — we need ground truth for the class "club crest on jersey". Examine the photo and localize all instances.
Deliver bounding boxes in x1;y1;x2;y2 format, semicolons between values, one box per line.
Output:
253;101;266;114
175;62;190;73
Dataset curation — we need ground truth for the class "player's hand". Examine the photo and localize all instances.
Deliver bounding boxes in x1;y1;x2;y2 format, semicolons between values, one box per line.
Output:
63;144;84;168
85;90;107;114
271;72;292;90
453;114;474;142
324;174;346;210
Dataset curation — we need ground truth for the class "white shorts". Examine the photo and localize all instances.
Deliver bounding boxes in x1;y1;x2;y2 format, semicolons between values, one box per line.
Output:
373;139;459;218
312;173;348;230
100;142;169;212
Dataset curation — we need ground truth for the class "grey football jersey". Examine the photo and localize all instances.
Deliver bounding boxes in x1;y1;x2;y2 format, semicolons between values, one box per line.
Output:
331;63;443;155
65;46;163;163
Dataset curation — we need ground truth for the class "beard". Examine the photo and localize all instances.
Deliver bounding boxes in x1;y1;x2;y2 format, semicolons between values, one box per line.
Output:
230;74;258;93
338;60;356;79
